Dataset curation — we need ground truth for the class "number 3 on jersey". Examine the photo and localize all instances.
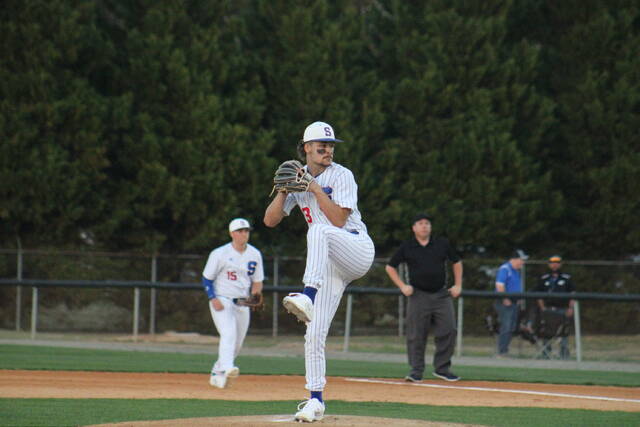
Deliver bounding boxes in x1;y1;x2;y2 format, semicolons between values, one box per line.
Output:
302;207;313;223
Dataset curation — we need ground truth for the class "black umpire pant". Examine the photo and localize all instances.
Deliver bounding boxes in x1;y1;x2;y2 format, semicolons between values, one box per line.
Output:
406;287;457;378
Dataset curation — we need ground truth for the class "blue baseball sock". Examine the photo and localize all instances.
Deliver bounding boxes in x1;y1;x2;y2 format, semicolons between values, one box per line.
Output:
311;391;323;403
302;286;318;303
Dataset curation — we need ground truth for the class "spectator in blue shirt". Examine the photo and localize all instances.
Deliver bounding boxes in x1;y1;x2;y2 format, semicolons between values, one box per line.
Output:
494;249;528;356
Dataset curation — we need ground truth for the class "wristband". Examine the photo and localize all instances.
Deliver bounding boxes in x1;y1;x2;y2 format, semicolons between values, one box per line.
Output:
202;277;216;299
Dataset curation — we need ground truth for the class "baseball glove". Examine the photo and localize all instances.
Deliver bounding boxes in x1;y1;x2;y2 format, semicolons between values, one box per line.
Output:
237;293;264;311
270;160;314;196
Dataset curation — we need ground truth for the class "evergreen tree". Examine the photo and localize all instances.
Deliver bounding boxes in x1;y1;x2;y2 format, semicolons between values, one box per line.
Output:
0;0;111;246
94;0;273;252
370;0;560;255
2;0;635;262
516;0;640;258
551;4;639;258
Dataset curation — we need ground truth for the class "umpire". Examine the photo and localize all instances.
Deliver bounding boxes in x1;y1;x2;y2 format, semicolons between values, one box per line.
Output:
385;213;463;382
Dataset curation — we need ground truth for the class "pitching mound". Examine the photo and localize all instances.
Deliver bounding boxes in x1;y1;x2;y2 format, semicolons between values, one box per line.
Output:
90;414;481;426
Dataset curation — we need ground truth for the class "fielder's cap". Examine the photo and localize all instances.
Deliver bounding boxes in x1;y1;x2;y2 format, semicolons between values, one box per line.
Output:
549;255;562;263
228;218;252;232
413;213;434;224
510;249;529;260
302;121;344;143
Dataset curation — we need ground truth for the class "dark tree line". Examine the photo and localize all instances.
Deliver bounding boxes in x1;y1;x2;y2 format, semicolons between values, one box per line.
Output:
1;0;638;260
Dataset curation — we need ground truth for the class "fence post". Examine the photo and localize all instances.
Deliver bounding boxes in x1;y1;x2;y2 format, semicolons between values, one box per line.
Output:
133;287;140;342
343;293;353;352
574;301;582;363
149;255;157;335
272;256;279;338
30;287;38;339
16;247;23;331
521;262;527;312
456;297;463;357
517;262;527;356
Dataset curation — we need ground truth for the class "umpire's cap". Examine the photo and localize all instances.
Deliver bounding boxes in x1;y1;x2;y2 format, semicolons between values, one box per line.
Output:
302;121;344;143
413;213;434;224
510;249;529;260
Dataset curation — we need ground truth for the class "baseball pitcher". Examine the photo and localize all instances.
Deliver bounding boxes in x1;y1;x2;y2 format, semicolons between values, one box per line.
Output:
264;121;375;422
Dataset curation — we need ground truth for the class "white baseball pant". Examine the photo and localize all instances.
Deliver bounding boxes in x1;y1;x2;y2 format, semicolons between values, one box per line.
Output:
303;224;375;391
209;296;250;374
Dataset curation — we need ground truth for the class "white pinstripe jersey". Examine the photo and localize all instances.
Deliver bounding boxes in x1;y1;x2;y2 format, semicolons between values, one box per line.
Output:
283;162;368;234
202;243;264;299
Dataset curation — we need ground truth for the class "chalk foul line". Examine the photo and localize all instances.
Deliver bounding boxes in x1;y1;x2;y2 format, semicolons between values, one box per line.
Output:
344;378;640;404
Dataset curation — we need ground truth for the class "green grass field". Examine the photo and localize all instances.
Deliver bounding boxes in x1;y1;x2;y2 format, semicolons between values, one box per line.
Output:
2;398;639;427
1;344;639;426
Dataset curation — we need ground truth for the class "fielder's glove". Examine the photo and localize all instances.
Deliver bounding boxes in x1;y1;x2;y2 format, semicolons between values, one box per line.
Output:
270;160;314;196
237;293;264;311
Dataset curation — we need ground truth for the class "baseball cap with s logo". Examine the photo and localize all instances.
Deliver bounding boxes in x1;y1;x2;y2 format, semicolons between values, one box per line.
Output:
302;121;344;143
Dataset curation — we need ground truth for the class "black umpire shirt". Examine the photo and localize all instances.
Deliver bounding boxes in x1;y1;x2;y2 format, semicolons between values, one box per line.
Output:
388;236;461;293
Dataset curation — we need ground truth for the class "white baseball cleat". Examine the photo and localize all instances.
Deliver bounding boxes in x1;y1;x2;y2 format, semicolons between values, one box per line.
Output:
227;366;240;378
294;398;325;422
283;293;313;324
209;372;227;388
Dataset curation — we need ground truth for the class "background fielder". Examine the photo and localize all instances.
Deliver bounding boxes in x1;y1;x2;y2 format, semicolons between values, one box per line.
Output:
264;121;375;423
201;218;264;388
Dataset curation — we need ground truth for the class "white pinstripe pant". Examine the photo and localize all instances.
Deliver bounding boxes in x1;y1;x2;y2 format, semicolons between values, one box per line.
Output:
303;224;375;391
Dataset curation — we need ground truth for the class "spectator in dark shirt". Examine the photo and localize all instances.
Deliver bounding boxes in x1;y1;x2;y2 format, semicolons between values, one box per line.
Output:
535;255;575;359
385;213;463;382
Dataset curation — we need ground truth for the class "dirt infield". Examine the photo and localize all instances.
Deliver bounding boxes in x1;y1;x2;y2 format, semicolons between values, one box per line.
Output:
2;370;639;414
